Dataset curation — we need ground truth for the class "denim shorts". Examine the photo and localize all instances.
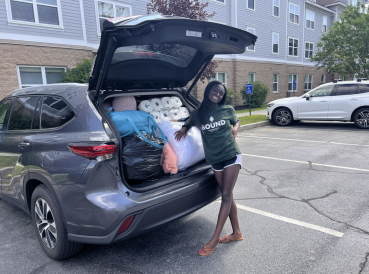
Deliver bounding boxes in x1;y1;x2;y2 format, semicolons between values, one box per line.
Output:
212;154;242;171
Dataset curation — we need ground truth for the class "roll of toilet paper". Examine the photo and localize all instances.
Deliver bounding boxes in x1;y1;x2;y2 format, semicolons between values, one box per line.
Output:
169;108;182;120
161;97;173;109
179;107;190;118
138;100;153;113
151;98;164;111
150;111;161;124
160;110;172;121
170;96;182;108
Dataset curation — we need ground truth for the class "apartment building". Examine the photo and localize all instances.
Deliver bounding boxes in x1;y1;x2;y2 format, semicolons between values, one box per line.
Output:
0;0;364;102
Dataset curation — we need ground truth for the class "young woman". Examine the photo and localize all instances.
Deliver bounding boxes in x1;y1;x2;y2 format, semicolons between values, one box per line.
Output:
174;80;243;256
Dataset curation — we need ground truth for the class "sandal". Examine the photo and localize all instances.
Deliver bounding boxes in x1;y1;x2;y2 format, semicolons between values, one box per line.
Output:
219;235;243;243
199;244;218;256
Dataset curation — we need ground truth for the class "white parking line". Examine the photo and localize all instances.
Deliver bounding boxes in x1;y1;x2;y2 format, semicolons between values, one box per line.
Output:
237;135;369;148
216;201;344;238
241;153;369;172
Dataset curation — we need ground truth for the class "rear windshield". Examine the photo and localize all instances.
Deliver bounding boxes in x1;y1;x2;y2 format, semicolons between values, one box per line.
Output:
111;44;198;68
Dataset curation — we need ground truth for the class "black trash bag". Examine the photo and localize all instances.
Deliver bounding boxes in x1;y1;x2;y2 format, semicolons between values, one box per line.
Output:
122;133;165;184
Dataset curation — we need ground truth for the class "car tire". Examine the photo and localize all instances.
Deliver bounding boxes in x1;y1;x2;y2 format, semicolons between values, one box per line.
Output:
354;108;369;129
272;108;293;126
31;185;84;260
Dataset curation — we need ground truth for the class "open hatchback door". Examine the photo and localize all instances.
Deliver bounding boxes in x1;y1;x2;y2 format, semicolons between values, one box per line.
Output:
89;15;257;100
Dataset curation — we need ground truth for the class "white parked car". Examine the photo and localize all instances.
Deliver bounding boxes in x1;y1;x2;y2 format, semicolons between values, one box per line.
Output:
267;80;369;129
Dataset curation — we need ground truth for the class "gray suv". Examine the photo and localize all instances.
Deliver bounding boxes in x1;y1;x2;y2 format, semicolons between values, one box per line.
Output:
0;15;255;260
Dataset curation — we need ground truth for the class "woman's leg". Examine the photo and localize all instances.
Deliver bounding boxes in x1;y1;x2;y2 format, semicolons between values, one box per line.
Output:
214;169;242;238
205;164;241;248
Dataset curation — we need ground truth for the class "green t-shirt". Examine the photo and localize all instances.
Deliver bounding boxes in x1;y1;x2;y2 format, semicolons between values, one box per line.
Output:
186;105;241;165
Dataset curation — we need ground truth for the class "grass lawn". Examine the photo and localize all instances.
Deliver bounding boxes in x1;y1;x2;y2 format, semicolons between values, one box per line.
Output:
235;104;267;114
239;115;267;126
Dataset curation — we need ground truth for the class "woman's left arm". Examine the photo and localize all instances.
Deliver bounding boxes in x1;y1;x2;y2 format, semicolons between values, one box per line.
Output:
232;119;240;139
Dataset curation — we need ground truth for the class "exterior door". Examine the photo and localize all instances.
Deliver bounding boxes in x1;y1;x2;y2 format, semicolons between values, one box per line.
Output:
328;84;362;120
0;96;40;207
297;85;335;119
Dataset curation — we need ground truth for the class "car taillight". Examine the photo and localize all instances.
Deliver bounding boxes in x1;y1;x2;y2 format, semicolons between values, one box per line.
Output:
68;143;117;161
116;215;135;235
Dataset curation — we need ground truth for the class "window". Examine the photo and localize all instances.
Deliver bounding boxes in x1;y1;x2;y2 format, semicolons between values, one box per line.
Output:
8;0;61;27
18;66;66;89
8;97;40;131
304;75;313;90
321;75;326;83
289;3;300;24
273;74;279;93
306;10;315;29
309;85;334;97
335;84;359;96
247;0;255;10
211;0;225;3
273;0;280;17
289;38;298;56
0;99;12;131
247;27;255;51
322;16;328;33
248;73;255;83
41;96;75;129
305;42;314;58
288;74;298;91
351;0;358;6
272;32;279;54
343;76;349;81
97;1;132;34
358;84;369;93
210;72;227;86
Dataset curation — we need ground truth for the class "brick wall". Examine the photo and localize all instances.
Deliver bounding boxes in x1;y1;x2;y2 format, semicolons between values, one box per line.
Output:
192;58;328;106
0;43;93;99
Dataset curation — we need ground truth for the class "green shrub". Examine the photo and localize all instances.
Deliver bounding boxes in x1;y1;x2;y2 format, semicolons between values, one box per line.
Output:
241;81;269;108
225;89;241;106
59;58;93;83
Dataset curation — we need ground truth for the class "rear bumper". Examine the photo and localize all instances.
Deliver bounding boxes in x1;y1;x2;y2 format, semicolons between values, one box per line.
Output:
68;178;220;244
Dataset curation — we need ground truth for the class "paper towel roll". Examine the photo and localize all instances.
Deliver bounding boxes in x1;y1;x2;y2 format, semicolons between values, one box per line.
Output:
151;98;164;111
160;110;172;121
169;108;182;120
179;107;190;118
161;97;173;109
170;96;182;108
138;100;153;113
150;111;161;124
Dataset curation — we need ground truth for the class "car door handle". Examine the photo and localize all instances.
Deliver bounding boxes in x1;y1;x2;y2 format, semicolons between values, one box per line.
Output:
18;142;30;149
350;98;359;101
320;100;328;102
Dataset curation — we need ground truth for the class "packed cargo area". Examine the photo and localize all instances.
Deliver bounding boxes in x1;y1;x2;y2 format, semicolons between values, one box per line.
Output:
100;91;209;190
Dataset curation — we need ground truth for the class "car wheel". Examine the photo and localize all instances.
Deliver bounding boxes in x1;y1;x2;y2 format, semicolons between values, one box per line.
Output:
31;185;83;260
272;108;293;126
354;108;369;129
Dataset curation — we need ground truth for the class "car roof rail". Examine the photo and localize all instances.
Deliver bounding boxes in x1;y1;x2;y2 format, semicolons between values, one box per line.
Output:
357;78;368;82
333;79;343;83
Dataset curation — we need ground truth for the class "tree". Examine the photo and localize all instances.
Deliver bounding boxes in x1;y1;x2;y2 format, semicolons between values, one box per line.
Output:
311;4;369;79
59;58;93;83
241;81;269;108
147;0;219;83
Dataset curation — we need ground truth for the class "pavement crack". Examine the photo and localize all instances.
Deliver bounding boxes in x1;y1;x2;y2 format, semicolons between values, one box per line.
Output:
28;261;53;274
242;167;369;236
359;252;369;274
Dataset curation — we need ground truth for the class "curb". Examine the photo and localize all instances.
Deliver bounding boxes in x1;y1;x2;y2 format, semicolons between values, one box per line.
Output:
238;120;272;132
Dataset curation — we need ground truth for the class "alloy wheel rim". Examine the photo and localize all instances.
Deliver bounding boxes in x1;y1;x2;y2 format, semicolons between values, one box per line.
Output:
276;110;291;125
356;111;369;128
34;198;57;249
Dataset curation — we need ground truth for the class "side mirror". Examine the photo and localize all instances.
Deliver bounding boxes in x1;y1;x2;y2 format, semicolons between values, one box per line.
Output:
305;94;311;101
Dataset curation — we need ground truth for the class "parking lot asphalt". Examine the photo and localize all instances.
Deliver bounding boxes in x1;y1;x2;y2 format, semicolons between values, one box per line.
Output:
2;121;369;274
